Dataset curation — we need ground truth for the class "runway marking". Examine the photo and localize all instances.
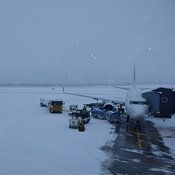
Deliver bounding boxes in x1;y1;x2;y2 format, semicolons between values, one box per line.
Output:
127;122;142;149
127;122;130;132
136;130;142;149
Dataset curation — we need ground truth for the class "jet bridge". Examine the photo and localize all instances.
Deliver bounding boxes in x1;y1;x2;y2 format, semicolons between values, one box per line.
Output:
142;87;175;118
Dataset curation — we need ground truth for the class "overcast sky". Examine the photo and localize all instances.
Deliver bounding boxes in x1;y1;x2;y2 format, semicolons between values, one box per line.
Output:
0;0;175;85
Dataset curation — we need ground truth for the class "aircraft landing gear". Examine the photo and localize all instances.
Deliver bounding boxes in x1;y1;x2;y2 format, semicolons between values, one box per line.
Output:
126;115;130;123
135;120;141;131
126;115;130;132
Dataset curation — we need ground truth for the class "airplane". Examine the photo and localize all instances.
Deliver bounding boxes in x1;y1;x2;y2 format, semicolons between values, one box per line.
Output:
63;64;150;129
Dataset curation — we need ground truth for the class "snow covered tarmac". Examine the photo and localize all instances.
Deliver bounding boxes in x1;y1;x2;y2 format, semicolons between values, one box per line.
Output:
0;87;117;175
1;86;175;175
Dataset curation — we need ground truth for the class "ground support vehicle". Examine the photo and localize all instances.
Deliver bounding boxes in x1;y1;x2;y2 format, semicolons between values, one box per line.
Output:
40;98;49;107
68;105;78;115
69;117;80;129
78;121;85;132
91;108;106;119
75;109;91;124
69;117;85;131
69;108;90;129
69;105;91;123
49;100;64;113
107;112;121;124
96;114;107;120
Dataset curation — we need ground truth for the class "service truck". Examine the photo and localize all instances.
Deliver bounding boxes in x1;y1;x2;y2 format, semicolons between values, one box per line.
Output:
49;100;64;113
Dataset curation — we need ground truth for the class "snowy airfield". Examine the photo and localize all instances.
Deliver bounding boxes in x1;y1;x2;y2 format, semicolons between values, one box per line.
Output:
0;86;118;175
0;86;175;175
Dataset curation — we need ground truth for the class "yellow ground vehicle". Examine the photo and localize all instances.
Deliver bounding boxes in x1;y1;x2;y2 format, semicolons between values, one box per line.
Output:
49;100;64;113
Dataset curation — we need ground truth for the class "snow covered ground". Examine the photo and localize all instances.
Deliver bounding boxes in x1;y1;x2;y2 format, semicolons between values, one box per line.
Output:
0;86;119;175
0;86;175;175
148;116;175;155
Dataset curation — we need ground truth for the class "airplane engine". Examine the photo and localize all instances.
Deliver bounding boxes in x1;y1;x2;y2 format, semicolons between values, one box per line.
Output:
103;103;115;111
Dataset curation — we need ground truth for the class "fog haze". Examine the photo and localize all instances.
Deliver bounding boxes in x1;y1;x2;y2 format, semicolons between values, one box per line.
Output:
0;0;175;85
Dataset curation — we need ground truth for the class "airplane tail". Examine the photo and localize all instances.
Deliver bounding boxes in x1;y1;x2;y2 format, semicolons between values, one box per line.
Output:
62;86;65;93
114;63;136;90
133;63;136;88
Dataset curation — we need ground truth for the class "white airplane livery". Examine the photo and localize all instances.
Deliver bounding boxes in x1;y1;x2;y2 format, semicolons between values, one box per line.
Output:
64;86;149;122
113;64;149;122
63;65;150;125
124;87;149;121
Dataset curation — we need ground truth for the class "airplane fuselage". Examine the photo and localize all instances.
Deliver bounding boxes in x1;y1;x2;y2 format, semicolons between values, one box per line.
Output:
125;87;149;120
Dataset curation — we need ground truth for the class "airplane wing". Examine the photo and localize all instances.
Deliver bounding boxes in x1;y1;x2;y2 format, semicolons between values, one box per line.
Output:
64;92;125;105
114;86;130;90
114;86;151;91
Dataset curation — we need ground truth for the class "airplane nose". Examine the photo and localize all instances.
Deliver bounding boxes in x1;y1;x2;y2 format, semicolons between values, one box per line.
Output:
131;106;148;119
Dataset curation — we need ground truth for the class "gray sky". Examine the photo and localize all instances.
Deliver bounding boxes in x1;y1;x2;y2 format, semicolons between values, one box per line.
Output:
0;0;175;85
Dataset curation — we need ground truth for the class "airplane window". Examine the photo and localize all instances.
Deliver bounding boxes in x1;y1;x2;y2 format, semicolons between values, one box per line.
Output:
139;101;148;105
130;101;148;105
